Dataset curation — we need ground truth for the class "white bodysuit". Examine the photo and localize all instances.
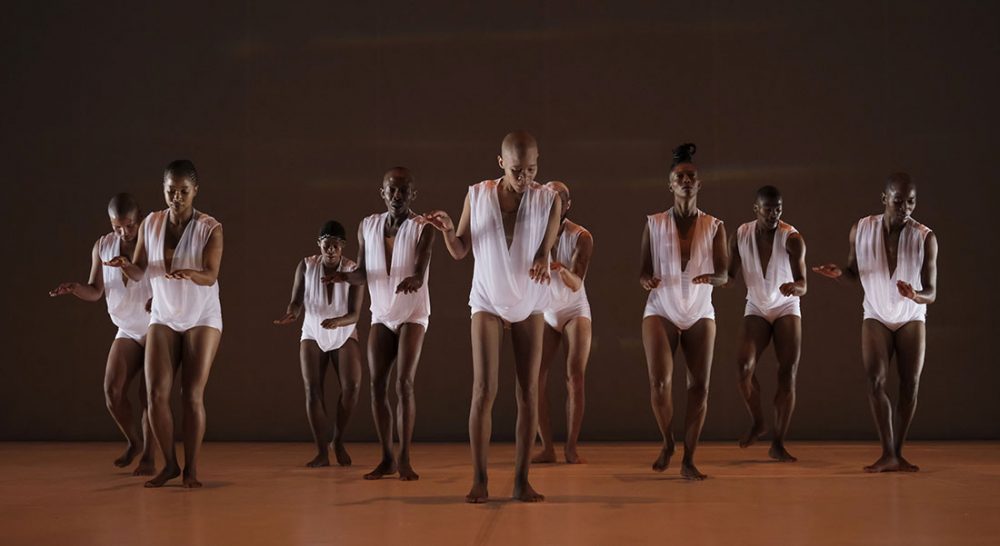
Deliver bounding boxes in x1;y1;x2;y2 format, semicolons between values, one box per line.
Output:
300;256;359;352
98;232;152;343
643;209;722;330
362;212;431;332
856;214;931;331
543;221;592;332
468;179;556;323
737;220;801;323
144;210;223;333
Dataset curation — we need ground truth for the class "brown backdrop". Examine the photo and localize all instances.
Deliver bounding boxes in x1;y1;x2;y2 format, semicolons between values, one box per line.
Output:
2;1;998;441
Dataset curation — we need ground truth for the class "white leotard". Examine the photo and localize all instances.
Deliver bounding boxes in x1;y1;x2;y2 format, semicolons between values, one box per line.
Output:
856;214;931;331
468;179;556;323
144;210;223;333
300;256;358;352
362;212;431;333
98;232;152;342
737;220;801;322
543;221;592;332
643;209;722;330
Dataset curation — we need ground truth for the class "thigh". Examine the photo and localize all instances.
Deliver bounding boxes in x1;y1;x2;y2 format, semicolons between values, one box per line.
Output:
145;324;183;390
893;321;926;383
180;326;222;395
680;319;716;386
510;314;545;388
333;338;363;386
771;315;802;372
737;316;773;369
861;319;894;380
300;339;329;387
367;323;398;378
396;323;427;382
562;317;592;377
471;312;504;389
642;315;681;384
106;337;145;388
539;323;563;375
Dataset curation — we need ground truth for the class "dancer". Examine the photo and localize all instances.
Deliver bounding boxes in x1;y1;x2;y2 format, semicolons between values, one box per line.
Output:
105;160;223;488
49;193;155;475
726;185;806;462
532;181;594;465
639;143;728;480
814;173;937;472
423;131;561;502
274;220;364;468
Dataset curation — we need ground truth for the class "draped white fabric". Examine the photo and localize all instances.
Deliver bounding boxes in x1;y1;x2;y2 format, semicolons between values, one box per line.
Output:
856;214;930;327
300;255;357;352
548;222;589;312
99;232;152;338
737;220;799;311
363;212;430;328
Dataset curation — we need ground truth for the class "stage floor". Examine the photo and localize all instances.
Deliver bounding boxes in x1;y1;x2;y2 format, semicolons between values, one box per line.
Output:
2;442;998;545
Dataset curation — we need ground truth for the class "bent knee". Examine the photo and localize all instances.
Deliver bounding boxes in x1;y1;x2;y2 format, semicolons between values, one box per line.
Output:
687;382;710;401
566;372;585;392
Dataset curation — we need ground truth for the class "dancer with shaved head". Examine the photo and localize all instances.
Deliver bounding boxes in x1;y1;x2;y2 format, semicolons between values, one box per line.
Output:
50;193;156;476
532;181;594;465
424;131;561;502
325;167;435;481
814;173;938;472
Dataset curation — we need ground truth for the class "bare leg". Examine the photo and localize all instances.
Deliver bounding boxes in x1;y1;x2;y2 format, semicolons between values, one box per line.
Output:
104;338;145;468
395;323;426;481
144;325;182;487
510;314;545;502
769;315;801;462
893;321;926;472
532;324;562;464
735;316;771;448
861;319;899;472
365;325;398;479
679;318;715;480
562;317;592;464
642;315;680;472
178;326;221;488
466;312;502;503
133;371;156;476
300;340;331;467
331;339;361;467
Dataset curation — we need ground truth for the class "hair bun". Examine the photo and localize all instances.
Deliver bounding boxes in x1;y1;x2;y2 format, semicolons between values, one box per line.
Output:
671;143;697;167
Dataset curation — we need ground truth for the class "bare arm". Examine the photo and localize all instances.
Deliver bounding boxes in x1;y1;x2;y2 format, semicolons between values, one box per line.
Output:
529;197;562;284
326;224;369;286
724;231;742;288
693;223;729;286
321;283;366;329
104;218;148;281
396;222;437;294
553;230;592;292
813;222;859;282
898;232;937;304
424;193;471;260
780;233;808;297
273;259;306;325
166;225;223;286
639;222;660;290
49;239;105;301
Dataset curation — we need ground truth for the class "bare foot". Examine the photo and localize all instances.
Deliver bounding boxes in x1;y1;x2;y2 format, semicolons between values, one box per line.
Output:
398;461;420;481
144;462;180;488
363;460;397;480
332;442;352;467
680;461;708;480
114;444;140;468
465;482;489;503
182;468;202;488
306;452;330;468
132;458;156;476
652;445;674;472
512;481;545;502
897;455;920;472
864;454;901;473
739;423;766;448
532;448;557;464
564;448;586;464
768;443;798;462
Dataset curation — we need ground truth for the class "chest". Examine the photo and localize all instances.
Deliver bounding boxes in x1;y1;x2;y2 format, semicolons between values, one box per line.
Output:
497;191;523;246
755;230;777;273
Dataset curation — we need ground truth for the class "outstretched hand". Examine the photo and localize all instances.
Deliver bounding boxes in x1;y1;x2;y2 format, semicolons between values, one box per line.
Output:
812;264;842;279
421;211;454;233
779;282;798;297
322;271;349;284
396;275;423;294
640;275;661;291
896;280;917;300
529;256;551;284
321;316;352;329
49;282;79;297
165;269;196;281
692;274;713;285
273;311;297;325
103;256;131;269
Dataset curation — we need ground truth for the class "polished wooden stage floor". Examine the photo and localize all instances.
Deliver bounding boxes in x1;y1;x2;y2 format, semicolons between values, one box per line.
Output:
2;442;998;545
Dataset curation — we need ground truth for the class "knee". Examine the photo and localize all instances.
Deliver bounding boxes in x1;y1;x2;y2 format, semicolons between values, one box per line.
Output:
737;358;756;380
867;374;888;396
470;383;497;411
147;385;171;407
777;369;797;393
687;380;710;403
649;378;671;401
566;372;585;395
181;387;205;409
396;376;415;400
104;383;126;406
900;377;920;399
342;381;361;403
303;384;323;403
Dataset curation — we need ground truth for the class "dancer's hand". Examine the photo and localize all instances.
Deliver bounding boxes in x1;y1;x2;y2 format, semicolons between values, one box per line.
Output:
321;316;351;329
779;282;798;297
640;275;661;290
421;211;454;233
812;264;842;279
322;272;349;284
396;275;423;294
896;280;917;300
49;282;79;297
165;269;195;280
145;298;153;313
692;274;713;285
550;261;564;271
273;312;297;325
529;255;551;284
103;256;131;268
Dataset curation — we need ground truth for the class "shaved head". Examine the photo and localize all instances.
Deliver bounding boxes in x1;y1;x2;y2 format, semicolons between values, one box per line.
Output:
107;192;141;220
546;181;571;219
383;166;414;187
501;130;538;159
885;172;915;194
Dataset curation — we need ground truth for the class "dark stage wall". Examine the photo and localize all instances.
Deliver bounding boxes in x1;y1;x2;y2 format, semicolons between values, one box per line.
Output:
3;1;998;441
